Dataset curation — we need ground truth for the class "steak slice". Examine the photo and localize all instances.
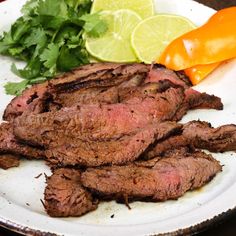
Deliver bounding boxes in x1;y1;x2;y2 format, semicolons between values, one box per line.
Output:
146;64;223;119
0;123;45;159
0;154;20;170
183;121;236;152
14;87;185;147
173;89;223;121
146;64;191;88
81;149;221;202
4;63;150;121
145;121;236;159
45;122;182;167
50;63;149;92
3;82;49;121
44;168;98;217
145;135;189;159
51;79;176;110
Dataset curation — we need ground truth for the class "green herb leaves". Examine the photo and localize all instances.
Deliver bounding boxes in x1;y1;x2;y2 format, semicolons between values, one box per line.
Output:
0;0;107;95
80;12;108;37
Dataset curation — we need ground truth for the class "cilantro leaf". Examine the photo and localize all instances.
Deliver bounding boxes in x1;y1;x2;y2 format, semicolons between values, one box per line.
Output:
8;47;25;56
53;25;79;46
4;80;29;96
24;27;47;48
57;45;89;71
21;0;39;17
80;12;108;37
11;58;42;79
67;34;83;49
36;0;68;18
0;31;15;54
40;43;59;69
11;17;31;42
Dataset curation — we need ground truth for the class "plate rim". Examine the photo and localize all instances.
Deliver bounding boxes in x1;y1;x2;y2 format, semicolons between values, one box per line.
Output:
0;207;236;236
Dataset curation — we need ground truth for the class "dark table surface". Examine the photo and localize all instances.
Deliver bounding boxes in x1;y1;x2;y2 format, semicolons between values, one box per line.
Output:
0;0;236;235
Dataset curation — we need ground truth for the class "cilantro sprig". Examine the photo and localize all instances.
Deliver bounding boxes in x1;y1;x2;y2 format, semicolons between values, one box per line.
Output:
0;0;108;95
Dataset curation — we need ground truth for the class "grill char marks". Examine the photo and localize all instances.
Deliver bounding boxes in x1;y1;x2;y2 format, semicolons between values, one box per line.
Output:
44;168;98;217
146;64;192;88
51;63;150;92
81;149;222;202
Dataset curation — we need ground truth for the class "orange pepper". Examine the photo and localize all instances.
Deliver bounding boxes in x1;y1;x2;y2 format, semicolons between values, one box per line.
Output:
159;7;236;71
185;62;221;85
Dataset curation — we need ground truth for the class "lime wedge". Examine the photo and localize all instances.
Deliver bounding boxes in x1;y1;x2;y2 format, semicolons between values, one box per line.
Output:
131;14;196;64
91;0;154;19
85;10;142;63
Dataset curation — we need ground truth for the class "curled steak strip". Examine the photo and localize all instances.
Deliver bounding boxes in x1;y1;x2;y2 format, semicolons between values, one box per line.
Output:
0;123;45;159
145;121;236;159
4;63;150;121
146;64;223;117
45;122;182;167
0;154;20;170
14;88;184;147
173;89;223;121
44;168;98;217
183;121;236;152
81;149;221;202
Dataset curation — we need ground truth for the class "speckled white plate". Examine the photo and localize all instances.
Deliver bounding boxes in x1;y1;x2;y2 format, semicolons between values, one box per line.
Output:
1;0;236;235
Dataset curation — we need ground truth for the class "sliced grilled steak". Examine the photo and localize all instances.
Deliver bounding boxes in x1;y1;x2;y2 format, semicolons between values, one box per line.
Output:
183;121;236;152
146;64;191;88
51;79;177;110
0;154;20;170
0;123;45;159
81;149;221;202
14;87;185;147
4;63;150;121
45;122;182;167
146;64;223;118
145;121;236;159
50;63;149;92
185;89;223;110
145;135;189;159
3;82;49;121
44;168;98;217
173;89;223;121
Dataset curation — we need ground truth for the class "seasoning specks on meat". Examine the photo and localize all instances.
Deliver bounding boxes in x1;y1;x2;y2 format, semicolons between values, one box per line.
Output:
81;149;222;202
44;168;98;217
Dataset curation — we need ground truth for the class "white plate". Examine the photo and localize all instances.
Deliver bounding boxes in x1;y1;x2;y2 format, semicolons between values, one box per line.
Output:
0;0;236;235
